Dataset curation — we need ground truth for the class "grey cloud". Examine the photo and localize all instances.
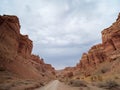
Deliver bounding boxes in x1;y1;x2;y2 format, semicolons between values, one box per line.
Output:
0;0;120;69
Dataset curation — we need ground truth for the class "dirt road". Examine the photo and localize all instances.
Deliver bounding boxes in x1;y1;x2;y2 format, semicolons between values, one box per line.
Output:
35;80;79;90
36;80;60;90
35;80;105;90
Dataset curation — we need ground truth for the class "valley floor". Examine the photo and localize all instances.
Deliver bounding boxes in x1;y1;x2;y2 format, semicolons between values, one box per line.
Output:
35;80;105;90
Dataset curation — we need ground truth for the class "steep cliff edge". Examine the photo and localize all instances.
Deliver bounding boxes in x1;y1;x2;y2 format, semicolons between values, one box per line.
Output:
59;13;120;83
0;15;56;89
75;14;120;77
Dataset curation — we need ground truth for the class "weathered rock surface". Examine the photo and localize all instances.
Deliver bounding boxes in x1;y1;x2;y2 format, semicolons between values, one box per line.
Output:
74;13;120;76
59;13;120;79
0;15;56;81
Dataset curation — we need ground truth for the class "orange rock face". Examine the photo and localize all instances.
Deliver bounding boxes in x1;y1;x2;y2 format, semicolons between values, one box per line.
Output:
74;13;120;76
0;15;56;80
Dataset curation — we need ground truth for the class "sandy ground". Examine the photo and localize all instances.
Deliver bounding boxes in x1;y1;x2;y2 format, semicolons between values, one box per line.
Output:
35;80;105;90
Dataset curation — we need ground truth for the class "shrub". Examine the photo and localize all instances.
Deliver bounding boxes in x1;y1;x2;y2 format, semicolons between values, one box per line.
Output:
90;75;103;82
114;76;119;79
0;66;5;71
101;68;109;74
98;80;119;89
68;80;87;87
76;77;80;79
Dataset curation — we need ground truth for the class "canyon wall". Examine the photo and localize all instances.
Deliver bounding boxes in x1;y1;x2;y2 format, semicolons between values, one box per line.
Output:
74;13;120;76
59;13;120;79
0;15;56;80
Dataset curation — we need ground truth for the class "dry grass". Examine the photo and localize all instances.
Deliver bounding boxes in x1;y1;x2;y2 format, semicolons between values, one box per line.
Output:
97;80;120;90
90;75;103;82
0;71;44;90
68;80;87;87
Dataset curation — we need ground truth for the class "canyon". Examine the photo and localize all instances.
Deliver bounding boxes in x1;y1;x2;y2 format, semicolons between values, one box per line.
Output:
75;17;120;76
0;15;56;90
57;13;120;90
75;13;120;77
0;13;120;90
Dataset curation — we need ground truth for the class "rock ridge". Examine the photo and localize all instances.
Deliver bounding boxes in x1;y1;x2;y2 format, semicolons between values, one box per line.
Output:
74;13;120;76
0;15;56;80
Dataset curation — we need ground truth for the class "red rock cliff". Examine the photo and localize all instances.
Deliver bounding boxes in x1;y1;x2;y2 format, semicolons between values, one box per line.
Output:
74;13;120;76
0;15;56;80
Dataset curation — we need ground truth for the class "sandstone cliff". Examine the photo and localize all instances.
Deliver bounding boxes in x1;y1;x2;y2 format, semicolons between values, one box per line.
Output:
0;15;56;81
74;13;120;77
59;14;120;82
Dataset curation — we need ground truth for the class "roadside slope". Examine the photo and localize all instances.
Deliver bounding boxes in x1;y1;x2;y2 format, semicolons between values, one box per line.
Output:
36;80;104;90
35;80;79;90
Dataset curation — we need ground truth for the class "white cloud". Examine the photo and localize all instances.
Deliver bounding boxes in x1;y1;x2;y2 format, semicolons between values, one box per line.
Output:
0;0;120;69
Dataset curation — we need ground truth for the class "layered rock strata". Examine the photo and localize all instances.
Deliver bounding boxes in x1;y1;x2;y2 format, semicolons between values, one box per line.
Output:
74;13;120;76
0;15;56;80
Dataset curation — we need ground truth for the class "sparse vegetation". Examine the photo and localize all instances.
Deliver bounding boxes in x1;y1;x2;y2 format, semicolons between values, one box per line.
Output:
101;68;109;74
114;76;119;80
90;75;103;82
76;77;80;79
68;80;87;87
98;80;120;90
0;66;5;71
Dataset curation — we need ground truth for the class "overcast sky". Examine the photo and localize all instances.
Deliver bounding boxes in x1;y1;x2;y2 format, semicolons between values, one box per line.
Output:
0;0;120;69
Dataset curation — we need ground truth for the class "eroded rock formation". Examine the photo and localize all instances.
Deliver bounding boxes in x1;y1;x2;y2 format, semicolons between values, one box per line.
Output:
0;15;56;80
74;13;120;76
